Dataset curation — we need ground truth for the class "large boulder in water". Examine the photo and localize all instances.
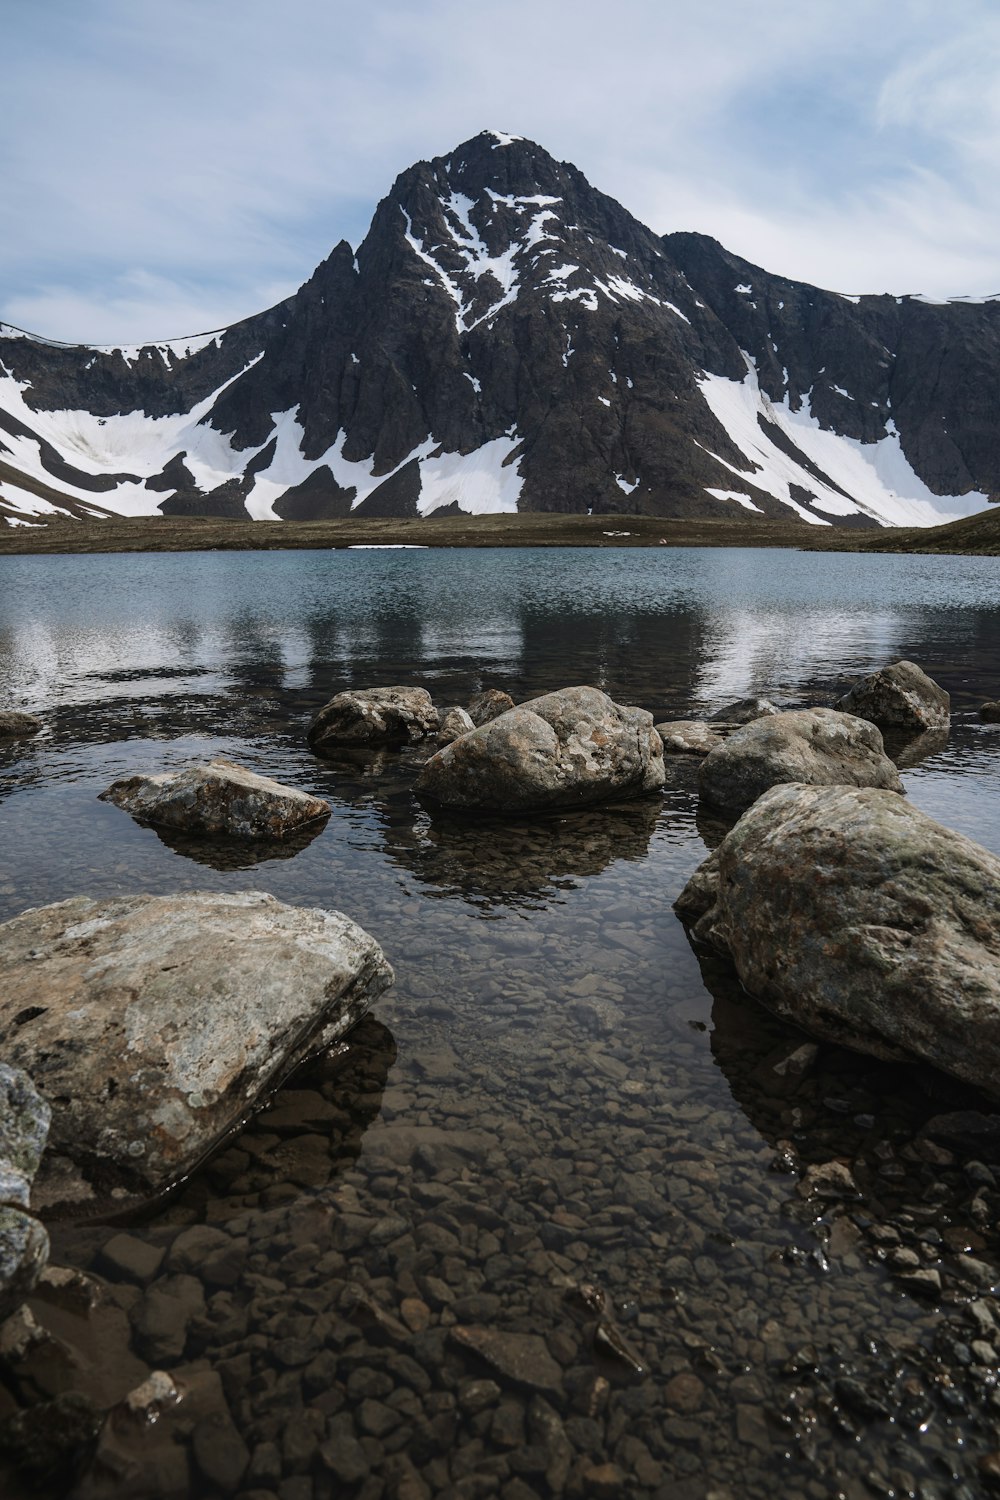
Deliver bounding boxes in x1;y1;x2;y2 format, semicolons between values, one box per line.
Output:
0;1065;51;1322
416;686;665;814
0;891;393;1212
698;707;903;819
308;686;439;752
835;659;950;734
99;758;330;839
675;783;1000;1097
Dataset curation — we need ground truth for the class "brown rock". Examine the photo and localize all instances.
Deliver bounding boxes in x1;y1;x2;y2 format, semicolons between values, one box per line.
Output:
99;757;329;839
308;686;438;750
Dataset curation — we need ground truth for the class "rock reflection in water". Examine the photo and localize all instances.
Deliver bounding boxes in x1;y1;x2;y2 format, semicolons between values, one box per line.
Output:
384;797;661;905
149;816;330;872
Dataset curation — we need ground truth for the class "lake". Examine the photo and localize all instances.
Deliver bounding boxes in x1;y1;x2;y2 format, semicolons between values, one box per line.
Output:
2;545;1000;1500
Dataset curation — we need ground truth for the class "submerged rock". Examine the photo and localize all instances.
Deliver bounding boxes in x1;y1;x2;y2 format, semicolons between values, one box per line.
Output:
0;891;393;1211
437;706;476;745
99;758;330;840
0;710;41;739
467;689;515;726
836;659;950;734
307;686;439;751
698;707;903;819
676;782;1000;1096
416;686;665;814
654;719;722;756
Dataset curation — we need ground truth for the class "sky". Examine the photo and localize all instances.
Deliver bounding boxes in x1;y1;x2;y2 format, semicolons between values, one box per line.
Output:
4;0;1000;343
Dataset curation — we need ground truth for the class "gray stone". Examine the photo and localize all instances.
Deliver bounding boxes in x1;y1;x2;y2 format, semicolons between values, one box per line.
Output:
468;689;516;726
438;707;476;745
654;720;722;756
0;1065;51;1322
697;707;902;819
99;758;329;839
416;686;665;814
0;1208;50;1324
0;890;393;1210
308;686;439;750
708;697;780;726
981;701;1000;724
0;1063;51;1210
0;710;42;739
676;782;1000;1095
835;659;950;734
450;1325;564;1395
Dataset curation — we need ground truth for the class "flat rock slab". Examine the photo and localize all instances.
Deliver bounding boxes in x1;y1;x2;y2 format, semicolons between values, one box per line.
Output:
708;697;779;726
308;686;439;751
416;686;665;814
655;720;722;756
0;711;42;739
836;659;950;733
698;707;902;819
0;891;393;1212
99;758;330;840
676;783;1000;1097
449;1326;564;1395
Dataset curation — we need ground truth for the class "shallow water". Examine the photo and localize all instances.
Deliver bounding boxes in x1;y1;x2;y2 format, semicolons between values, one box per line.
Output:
1;547;1000;1500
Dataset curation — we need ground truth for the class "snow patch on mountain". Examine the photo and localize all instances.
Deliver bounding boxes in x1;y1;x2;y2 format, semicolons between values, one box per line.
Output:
698;358;992;527
244;408;523;519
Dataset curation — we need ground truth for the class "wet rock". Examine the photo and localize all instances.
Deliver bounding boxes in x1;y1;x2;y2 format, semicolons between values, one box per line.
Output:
708;697;780;726
835;659;950;734
654;719;723;756
97;1233;165;1286
449;1326;564;1396
308;686;439;751
677;783;1000;1095
417;686;665;814
130;1273;205;1362
0;891;392;1210
192;1408;250;1493
438;707;476;745
921;1111;1000;1158
0;1064;50;1213
0;1390;101;1489
0;1065;51;1322
0;710;42;739
99;757;330;840
799;1162;860;1200
697;708;902;819
468;689;516;726
981;702;1000;724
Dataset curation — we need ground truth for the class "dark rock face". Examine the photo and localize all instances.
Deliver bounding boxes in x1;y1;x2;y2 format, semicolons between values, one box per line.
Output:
2;130;998;528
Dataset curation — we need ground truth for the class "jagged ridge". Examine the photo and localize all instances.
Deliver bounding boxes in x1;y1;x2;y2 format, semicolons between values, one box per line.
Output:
1;130;998;530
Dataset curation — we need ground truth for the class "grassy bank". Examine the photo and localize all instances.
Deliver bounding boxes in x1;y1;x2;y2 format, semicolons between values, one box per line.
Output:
1;506;998;555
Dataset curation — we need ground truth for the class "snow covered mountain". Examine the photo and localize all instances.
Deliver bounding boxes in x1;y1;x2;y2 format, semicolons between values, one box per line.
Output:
2;129;999;530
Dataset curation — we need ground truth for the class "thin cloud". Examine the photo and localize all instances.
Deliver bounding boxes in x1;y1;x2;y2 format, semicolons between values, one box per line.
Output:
3;0;1000;340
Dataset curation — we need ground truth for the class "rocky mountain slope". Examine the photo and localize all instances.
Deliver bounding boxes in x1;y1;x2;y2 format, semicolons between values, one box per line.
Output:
2;130;999;530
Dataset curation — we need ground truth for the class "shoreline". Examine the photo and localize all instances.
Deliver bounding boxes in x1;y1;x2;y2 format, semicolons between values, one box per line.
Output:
1;509;998;556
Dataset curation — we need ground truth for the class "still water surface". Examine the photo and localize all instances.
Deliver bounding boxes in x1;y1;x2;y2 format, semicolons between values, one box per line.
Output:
1;547;1000;1500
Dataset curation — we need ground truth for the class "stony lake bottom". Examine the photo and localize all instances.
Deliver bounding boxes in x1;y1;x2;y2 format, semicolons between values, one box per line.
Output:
2;544;1000;1500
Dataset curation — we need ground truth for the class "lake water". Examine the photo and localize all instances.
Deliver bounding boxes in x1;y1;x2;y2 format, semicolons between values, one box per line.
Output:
2;546;1000;1500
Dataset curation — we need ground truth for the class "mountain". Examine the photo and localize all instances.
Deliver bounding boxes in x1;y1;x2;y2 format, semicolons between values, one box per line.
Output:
2;129;999;531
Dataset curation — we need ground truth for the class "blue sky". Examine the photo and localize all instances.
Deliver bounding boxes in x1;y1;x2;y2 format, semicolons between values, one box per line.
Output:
4;0;1000;342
